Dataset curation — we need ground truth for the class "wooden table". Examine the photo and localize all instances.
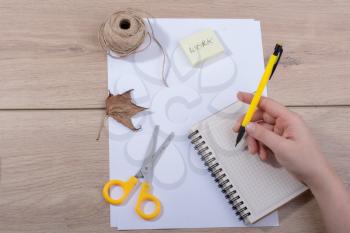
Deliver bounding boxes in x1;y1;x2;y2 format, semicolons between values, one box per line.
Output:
0;1;349;232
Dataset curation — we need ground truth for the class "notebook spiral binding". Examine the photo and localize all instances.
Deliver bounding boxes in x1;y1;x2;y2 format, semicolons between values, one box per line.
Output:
188;130;251;221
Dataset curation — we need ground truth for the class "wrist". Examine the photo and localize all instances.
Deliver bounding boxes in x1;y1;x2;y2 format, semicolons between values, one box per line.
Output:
300;150;333;188
306;162;339;193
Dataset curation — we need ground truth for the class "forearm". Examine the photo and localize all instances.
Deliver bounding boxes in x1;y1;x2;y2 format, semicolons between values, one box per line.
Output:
308;167;350;233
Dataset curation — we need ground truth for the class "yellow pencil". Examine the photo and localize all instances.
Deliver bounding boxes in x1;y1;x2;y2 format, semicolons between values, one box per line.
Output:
235;44;283;147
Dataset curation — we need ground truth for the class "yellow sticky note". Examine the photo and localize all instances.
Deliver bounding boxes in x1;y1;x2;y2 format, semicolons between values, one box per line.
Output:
179;28;225;66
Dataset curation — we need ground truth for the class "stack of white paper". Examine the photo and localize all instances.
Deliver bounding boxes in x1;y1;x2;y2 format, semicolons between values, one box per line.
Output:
107;18;278;230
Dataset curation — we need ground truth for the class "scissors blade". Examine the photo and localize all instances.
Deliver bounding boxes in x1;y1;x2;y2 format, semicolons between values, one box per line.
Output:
142;132;175;182
136;126;159;178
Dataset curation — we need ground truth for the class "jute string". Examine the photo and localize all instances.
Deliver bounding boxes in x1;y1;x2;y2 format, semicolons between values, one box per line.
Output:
98;8;168;86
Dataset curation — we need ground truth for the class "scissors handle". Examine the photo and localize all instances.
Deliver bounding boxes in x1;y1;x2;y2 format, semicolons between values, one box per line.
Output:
135;182;161;220
102;176;138;205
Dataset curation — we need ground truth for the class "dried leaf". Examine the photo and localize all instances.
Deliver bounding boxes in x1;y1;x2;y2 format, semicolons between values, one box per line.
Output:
106;89;147;131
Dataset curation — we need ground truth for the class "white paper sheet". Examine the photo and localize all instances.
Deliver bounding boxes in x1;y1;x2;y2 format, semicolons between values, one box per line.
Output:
107;18;278;230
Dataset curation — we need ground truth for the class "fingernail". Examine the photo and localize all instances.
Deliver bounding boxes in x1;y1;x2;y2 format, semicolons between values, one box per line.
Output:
246;123;255;133
237;91;242;99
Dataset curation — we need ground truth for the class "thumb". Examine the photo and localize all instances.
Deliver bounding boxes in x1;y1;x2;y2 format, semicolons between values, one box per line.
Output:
246;123;286;152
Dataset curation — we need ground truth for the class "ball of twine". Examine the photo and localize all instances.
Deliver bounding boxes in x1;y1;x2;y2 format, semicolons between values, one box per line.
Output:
98;9;150;57
98;9;168;86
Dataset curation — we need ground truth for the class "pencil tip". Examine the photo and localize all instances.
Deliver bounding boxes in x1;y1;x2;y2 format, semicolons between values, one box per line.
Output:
235;126;245;148
235;138;241;147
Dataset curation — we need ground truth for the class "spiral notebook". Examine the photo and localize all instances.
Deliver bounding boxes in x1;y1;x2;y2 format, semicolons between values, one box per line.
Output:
188;101;308;224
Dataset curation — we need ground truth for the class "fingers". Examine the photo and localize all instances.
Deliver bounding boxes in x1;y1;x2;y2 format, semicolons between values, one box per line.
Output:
233;110;274;132
263;112;275;124
237;92;290;118
274;125;284;136
258;142;268;160
246;122;287;153
246;137;269;160
246;122;273;157
258;122;274;131
246;135;258;154
233;110;263;132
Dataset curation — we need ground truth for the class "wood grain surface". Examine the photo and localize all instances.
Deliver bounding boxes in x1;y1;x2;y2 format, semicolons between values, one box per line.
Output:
0;1;350;233
0;0;350;109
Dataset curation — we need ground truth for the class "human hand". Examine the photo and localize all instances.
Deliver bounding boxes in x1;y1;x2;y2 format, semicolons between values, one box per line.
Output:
233;92;332;186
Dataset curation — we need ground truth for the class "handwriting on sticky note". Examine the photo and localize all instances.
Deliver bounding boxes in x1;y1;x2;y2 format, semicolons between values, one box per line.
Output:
180;28;224;66
188;38;214;54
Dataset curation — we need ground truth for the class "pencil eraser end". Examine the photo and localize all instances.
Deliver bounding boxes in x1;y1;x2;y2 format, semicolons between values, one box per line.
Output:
179;28;225;66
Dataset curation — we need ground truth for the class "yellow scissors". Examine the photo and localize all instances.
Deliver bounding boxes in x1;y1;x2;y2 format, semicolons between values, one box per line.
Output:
103;125;174;220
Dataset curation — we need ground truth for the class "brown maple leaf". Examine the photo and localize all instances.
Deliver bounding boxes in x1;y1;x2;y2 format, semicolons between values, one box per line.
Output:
96;89;147;141
106;89;147;131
